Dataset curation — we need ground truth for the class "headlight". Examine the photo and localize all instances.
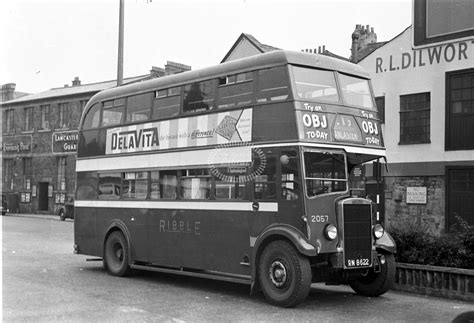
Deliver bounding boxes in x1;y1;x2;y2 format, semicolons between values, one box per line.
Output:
324;224;338;240
374;224;384;239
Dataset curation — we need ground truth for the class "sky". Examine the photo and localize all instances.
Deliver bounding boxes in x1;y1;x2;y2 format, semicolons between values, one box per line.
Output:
0;0;412;94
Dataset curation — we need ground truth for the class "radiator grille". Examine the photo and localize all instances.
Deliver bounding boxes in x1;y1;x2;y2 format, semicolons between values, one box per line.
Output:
343;204;372;268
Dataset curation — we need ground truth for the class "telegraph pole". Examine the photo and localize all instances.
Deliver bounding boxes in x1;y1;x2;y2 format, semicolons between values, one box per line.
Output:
117;0;124;86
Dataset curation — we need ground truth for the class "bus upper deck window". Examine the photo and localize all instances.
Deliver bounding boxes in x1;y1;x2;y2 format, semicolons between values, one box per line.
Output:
218;72;254;108
292;66;339;102
126;93;152;123
153;86;182;119
257;66;289;103
183;80;216;113
339;74;374;109
102;99;125;127
82;103;101;129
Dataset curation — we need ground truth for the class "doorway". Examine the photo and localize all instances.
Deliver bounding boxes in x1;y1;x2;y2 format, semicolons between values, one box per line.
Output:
38;182;49;211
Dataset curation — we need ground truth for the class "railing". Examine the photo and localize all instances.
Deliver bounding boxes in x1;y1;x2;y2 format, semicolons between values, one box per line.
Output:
394;263;474;302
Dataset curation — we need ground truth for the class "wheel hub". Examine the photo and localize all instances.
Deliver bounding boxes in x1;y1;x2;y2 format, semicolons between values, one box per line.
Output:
269;261;287;288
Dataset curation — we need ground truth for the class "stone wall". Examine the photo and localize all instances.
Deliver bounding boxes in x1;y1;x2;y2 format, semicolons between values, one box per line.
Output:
384;176;445;235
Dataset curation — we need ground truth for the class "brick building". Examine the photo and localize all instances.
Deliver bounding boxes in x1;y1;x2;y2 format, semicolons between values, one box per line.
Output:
1;61;190;215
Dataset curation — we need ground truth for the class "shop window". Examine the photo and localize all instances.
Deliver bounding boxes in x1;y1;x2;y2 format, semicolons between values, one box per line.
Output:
399;92;430;144
153;87;182;119
56;157;66;191
446;69;474;150
183;80;216;113
257;66;290;103
180;169;210;199
23;158;33;190
126;93;152;123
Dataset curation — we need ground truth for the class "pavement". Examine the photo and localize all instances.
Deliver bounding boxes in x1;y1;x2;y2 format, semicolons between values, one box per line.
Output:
3;212;63;221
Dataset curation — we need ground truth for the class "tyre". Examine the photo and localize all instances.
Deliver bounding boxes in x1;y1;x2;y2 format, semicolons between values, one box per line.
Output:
104;231;131;276
59;210;65;221
349;253;395;297
258;240;312;307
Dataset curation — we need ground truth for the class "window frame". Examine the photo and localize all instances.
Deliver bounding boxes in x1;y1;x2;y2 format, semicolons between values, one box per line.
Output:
445;68;474;150
40;104;51;130
24;107;34;132
399;92;431;145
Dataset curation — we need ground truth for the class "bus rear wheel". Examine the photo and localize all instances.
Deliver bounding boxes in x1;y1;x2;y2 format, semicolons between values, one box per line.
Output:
104;231;131;276
258;240;311;307
349;253;395;297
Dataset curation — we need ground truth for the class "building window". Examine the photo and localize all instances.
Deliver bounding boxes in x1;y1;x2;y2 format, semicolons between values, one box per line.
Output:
24;107;34;131
375;96;385;124
57;157;67;191
58;103;69;128
446;68;474;150
3;159;14;189
40;105;51;130
23;158;33;189
399;92;430;144
5;109;14;133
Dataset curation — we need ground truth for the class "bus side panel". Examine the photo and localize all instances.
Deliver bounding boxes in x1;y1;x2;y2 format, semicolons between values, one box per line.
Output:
74;207;101;257
252;103;297;142
147;208;252;276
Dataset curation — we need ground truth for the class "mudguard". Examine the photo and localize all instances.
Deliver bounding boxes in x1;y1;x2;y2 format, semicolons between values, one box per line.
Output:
250;224;317;293
375;231;397;254
103;220;133;261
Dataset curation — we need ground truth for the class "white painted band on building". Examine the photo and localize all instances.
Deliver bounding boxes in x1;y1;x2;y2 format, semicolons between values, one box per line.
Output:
75;200;278;212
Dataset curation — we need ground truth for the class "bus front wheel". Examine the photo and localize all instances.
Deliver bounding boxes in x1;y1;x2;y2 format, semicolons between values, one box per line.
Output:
258;240;312;307
348;253;395;297
104;231;131;276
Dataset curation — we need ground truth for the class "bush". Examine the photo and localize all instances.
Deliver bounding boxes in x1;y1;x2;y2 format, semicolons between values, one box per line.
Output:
389;216;474;269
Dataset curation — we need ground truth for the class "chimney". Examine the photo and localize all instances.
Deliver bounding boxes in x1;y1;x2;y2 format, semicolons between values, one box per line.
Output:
351;28;360;63
72;77;81;86
164;61;191;75
150;66;165;78
350;24;378;63
1;83;16;102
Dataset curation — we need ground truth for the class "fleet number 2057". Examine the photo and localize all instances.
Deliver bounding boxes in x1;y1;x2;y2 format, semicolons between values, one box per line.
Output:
311;215;329;223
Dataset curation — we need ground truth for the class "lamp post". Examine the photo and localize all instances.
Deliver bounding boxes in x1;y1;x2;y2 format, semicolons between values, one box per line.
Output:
117;0;124;86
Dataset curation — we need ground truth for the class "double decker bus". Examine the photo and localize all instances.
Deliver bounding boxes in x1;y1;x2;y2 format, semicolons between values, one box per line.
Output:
74;50;396;307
